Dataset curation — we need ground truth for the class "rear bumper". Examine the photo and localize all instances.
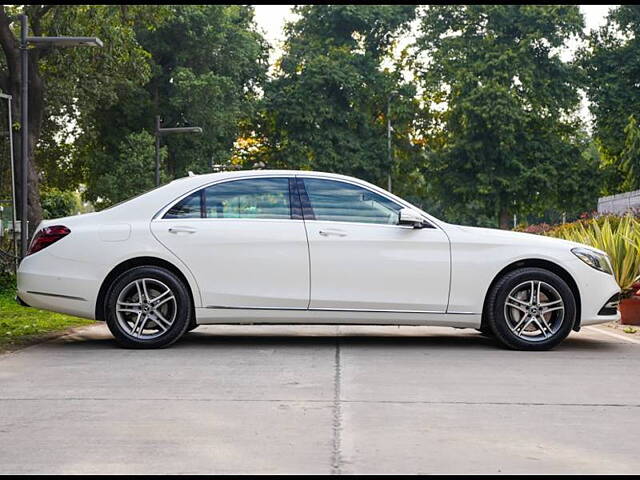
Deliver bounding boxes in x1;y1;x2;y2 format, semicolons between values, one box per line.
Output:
17;252;100;320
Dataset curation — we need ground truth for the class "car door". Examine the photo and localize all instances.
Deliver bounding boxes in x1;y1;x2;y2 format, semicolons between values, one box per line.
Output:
151;176;310;309
300;176;451;312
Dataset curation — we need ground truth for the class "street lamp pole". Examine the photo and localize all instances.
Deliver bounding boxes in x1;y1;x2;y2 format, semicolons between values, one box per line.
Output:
20;15;28;259
19;14;103;259
154;116;203;187
387;97;392;192
155;115;161;187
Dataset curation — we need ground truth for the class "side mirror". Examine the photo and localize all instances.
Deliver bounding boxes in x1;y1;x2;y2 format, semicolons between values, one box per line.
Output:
398;208;426;228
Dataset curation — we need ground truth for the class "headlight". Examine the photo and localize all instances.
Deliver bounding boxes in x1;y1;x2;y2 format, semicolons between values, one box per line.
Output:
571;247;613;275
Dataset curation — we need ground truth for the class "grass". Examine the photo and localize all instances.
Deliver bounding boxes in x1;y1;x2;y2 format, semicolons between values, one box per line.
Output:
0;289;95;353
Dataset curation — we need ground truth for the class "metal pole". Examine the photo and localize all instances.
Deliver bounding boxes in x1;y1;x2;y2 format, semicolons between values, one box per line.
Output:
6;95;17;273
155;115;160;187
387;97;392;192
20;15;28;259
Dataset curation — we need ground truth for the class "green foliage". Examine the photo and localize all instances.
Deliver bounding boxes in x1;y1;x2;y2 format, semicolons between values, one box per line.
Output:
621;115;640;191
414;5;591;227
579;5;640;195
78;5;269;207
0;272;15;293
41;187;79;219
30;5;170;190
256;5;419;186
0;288;93;352
84;130;167;209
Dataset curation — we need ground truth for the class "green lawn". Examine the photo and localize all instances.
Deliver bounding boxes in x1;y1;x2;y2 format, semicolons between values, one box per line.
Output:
0;289;95;352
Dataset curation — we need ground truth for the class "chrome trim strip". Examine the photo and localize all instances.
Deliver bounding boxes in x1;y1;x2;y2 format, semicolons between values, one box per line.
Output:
26;291;86;301
207;305;308;311
311;307;443;314
205;305;480;315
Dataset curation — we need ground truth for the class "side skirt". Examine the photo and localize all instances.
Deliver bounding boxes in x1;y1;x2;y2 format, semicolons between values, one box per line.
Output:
195;307;481;329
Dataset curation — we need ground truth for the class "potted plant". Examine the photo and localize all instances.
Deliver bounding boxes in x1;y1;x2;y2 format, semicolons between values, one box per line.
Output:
619;282;640;325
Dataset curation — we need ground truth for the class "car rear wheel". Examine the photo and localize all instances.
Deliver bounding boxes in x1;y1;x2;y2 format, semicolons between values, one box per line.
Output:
105;266;191;348
486;267;576;351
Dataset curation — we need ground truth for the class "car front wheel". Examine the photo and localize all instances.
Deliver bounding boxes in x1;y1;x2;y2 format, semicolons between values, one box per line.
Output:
486;267;576;351
105;266;191;348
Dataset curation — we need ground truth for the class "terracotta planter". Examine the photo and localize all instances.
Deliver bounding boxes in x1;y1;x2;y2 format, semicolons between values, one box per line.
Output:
619;296;640;325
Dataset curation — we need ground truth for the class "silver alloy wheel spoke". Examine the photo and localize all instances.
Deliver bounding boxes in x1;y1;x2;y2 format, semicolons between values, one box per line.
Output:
538;315;553;336
512;313;530;333
115;277;177;340
529;281;536;304
154;295;176;309
507;295;529;308
135;280;144;302
131;313;145;337
540;298;562;308
542;305;564;314
152;310;171;329
117;307;142;314
517;316;535;334
150;288;171;304
141;279;151;303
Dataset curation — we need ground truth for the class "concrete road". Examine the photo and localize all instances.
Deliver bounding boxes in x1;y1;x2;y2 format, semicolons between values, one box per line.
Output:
0;323;638;474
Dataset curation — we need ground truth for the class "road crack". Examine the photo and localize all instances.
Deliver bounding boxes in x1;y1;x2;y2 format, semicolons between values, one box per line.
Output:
331;338;343;475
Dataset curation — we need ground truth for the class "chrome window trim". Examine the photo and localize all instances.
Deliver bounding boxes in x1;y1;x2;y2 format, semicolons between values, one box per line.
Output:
296;174;437;230
153;174;297;221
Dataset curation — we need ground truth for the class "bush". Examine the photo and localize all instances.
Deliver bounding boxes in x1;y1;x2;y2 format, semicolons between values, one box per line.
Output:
546;214;640;296
0;271;15;293
41;188;80;220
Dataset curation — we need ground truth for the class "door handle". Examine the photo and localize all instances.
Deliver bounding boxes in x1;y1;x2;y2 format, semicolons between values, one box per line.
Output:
319;229;347;237
168;226;197;234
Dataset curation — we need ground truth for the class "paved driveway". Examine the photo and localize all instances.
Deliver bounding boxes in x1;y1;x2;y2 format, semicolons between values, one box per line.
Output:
0;324;638;474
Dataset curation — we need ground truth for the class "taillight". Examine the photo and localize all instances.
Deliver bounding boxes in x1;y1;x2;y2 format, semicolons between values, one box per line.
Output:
26;225;71;256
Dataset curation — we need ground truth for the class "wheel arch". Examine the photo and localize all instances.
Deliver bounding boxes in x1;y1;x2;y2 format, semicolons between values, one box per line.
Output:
95;256;197;321
481;258;582;332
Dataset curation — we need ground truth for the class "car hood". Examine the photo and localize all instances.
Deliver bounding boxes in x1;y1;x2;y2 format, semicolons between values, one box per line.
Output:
447;224;604;254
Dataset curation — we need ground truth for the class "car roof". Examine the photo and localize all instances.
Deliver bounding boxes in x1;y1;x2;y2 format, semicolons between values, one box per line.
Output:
169;169;360;185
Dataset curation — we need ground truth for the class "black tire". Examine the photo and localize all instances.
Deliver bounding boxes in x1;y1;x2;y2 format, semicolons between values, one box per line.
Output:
105;266;191;348
475;326;493;337
485;267;576;351
186;321;199;333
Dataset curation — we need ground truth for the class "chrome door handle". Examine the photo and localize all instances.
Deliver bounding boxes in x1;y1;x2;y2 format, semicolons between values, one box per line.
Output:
319;229;347;237
168;226;197;234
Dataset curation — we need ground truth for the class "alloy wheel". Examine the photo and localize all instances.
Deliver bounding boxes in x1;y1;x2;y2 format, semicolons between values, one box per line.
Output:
503;280;565;342
115;278;177;340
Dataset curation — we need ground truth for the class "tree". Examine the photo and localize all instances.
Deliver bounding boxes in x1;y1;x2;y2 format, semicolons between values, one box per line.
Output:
85;130;167;209
580;5;640;194
255;5;419;187
0;5;164;232
620;115;640;191
78;5;269;207
414;5;588;228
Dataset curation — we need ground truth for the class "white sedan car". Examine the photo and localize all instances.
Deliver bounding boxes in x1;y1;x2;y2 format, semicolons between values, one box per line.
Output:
17;170;620;350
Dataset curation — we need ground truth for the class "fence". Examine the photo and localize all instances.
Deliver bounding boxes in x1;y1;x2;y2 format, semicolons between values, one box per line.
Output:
597;189;640;215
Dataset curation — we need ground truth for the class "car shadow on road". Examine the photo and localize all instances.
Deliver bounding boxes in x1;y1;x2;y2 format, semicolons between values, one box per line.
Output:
51;324;623;353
